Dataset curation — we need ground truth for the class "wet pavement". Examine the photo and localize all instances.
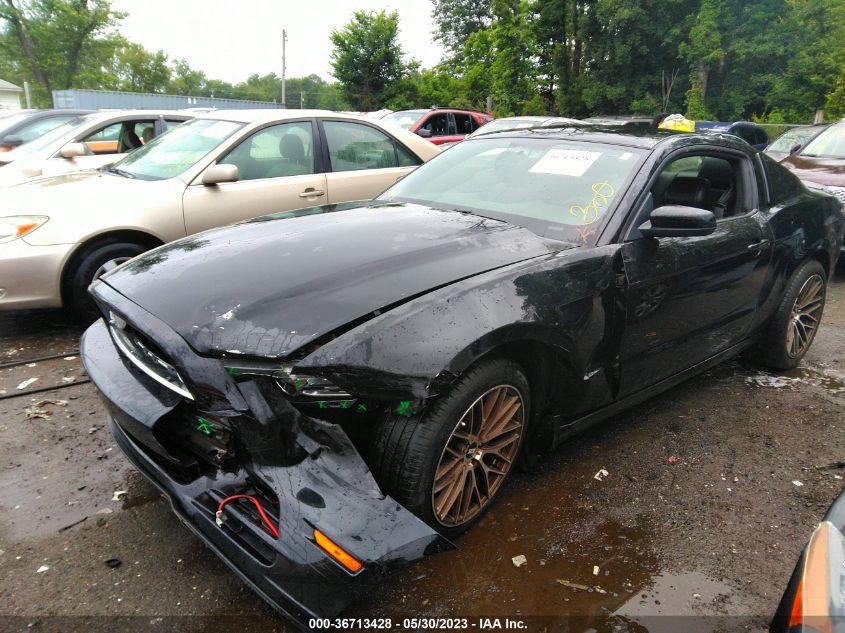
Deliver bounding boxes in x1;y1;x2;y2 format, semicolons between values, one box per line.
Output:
1;271;843;632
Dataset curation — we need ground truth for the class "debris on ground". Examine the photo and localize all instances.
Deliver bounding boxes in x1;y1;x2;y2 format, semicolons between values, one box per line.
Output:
594;468;609;481
25;406;51;419
556;579;591;591
16;378;38;390
792;480;804;487
36;565;49;573
593;565;600;576
111;490;127;502
105;558;122;568
57;517;87;533
512;555;527;567
25;399;69;419
668;455;681;465
816;462;845;471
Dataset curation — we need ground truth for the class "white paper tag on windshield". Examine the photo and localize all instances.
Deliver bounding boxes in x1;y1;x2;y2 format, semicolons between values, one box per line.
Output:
529;149;601;177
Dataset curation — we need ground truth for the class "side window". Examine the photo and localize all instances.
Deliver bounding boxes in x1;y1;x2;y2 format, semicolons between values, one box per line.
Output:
17;116;74;142
82;123;120;154
762;154;805;205
652;154;743;220
453;113;473;135
219;121;315;181
324;120;408;172
418;113;450;137
755;128;769;146
82;120;155;154
396;143;421;167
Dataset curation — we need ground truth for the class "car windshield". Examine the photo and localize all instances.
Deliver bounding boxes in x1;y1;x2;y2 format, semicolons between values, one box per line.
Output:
110;118;243;180
801;124;845;158
382;110;428;130
7;115;90;156
766;126;823;153
379;137;644;244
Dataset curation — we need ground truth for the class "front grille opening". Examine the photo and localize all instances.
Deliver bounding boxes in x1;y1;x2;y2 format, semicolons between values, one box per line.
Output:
198;484;281;566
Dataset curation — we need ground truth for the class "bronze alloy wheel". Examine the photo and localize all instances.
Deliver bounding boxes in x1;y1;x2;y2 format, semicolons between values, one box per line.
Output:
431;385;525;527
786;273;824;358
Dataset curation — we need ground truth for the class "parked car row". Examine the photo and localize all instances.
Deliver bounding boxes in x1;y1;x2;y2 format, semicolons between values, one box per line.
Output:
2;105;844;631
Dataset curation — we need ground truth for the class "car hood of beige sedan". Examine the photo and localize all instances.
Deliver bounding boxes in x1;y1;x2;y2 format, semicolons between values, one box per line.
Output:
6;170;188;246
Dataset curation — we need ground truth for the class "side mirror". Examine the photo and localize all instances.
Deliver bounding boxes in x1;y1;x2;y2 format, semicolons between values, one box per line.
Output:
1;134;23;148
789;143;802;155
416;128;432;138
202;163;239;186
638;205;716;238
59;142;86;159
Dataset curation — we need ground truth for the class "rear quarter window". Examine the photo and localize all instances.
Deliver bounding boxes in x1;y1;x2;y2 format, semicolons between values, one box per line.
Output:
762;154;805;205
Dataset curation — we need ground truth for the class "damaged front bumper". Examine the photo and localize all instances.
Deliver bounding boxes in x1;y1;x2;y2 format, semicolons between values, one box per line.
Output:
81;283;450;628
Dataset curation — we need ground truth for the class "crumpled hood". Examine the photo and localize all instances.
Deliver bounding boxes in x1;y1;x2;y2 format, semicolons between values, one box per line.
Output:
782;154;845;188
102;201;568;358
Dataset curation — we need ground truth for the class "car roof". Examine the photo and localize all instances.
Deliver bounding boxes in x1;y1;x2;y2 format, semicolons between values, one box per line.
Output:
470;125;751;151
80;109;193;122
203;109;338;124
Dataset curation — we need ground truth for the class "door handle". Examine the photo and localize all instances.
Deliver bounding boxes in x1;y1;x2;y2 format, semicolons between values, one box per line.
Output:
747;239;770;252
747;239;770;250
299;188;325;198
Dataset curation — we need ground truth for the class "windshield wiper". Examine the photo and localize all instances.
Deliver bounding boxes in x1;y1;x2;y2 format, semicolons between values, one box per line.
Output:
102;165;136;179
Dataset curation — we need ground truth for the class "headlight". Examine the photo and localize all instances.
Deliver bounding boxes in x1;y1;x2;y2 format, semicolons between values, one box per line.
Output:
223;362;351;399
0;215;48;243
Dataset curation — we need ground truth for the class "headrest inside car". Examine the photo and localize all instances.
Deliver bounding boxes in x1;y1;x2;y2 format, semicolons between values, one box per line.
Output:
663;176;711;209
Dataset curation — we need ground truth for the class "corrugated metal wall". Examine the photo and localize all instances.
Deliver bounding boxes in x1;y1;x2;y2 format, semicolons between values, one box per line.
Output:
52;89;284;111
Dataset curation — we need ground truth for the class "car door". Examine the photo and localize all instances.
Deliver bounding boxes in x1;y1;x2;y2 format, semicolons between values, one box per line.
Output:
414;111;455;146
616;149;774;396
320;119;422;204
182;119;327;234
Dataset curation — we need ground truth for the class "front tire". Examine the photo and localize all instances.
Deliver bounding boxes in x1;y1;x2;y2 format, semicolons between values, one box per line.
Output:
68;241;148;322
370;358;529;538
747;259;826;370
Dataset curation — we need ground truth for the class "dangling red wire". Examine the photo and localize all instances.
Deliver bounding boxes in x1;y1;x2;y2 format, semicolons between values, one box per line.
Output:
215;494;279;539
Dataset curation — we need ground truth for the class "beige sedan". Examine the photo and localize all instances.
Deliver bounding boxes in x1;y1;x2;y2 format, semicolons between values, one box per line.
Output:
0;109;440;318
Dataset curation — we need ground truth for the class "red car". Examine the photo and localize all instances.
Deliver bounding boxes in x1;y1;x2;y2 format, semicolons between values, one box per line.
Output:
382;107;494;145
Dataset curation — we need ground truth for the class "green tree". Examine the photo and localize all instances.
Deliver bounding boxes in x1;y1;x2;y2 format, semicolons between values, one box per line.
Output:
0;0;123;106
168;58;206;96
112;41;170;93
431;0;492;57
489;0;536;116
330;10;408;110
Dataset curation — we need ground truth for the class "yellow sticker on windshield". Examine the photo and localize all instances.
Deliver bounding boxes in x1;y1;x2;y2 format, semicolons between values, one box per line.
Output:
569;182;615;225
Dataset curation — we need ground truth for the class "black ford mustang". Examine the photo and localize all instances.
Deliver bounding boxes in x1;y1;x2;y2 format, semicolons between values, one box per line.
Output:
81;128;843;627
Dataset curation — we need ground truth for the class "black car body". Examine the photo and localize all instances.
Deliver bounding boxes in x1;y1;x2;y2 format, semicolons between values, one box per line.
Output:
82;129;843;628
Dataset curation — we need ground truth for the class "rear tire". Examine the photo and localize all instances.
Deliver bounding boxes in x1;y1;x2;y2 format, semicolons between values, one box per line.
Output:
370;358;530;539
746;259;826;371
68;241;148;323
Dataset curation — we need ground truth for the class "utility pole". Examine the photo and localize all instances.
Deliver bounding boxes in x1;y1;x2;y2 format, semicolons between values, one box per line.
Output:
281;29;287;108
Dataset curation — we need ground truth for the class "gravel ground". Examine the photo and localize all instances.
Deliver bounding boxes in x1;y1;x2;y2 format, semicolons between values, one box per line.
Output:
0;271;843;633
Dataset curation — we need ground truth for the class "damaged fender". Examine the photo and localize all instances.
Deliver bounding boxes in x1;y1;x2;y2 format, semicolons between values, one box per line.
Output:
82;282;452;627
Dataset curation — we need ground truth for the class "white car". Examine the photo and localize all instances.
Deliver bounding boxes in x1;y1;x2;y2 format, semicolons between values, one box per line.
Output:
0;110;193;187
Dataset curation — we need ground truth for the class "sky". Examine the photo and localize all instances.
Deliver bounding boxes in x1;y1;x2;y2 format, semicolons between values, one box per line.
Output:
111;0;445;84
